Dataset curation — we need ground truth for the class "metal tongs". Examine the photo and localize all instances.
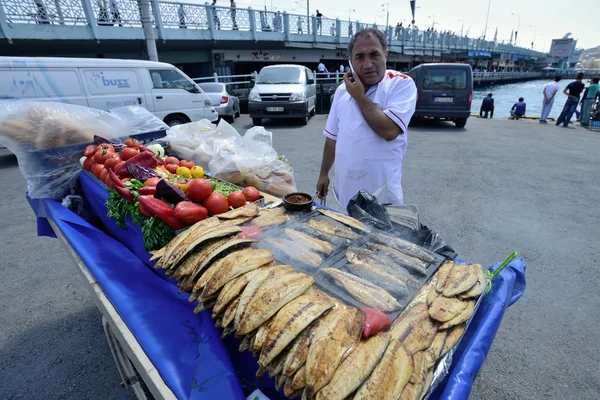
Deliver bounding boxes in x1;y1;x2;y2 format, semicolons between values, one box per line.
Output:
316;192;326;207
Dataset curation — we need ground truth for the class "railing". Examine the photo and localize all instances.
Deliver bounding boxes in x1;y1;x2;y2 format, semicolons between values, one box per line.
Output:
92;0;146;28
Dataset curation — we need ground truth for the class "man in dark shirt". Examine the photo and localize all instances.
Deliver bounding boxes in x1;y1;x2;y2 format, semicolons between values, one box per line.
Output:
511;97;526;119
480;93;494;118
556;72;585;127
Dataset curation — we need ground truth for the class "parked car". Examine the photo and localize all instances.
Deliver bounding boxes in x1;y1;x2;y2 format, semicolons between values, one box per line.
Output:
0;56;218;127
407;63;473;128
199;82;241;122
248;64;317;126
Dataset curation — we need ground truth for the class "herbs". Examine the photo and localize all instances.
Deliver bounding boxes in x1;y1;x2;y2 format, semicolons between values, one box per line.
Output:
106;191;129;229
141;216;175;252
206;177;239;197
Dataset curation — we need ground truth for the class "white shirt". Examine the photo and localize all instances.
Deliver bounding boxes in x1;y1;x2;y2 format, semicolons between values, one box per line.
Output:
544;81;560;100
109;0;118;13
339;65;344;73
324;70;417;207
317;63;327;73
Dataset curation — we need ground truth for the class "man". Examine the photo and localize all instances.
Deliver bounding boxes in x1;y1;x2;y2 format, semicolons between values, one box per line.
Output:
178;3;186;28
556;72;585;127
510;97;526;119
317;61;328;77
110;0;122;26
316;28;417;209
580;77;599;127
297;16;303;34
230;0;237;30
480;93;494;118
211;0;220;30
316;10;323;34
540;76;561;124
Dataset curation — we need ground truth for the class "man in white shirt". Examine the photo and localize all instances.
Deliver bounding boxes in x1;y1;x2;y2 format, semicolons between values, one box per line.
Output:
540;76;562;124
316;28;417;209
317;62;328;78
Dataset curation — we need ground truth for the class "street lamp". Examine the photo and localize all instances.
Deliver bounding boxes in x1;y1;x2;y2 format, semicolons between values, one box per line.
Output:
539;33;546;52
510;12;520;45
428;15;436;29
458;18;465;36
483;0;491;40
348;8;355;22
529;24;536;49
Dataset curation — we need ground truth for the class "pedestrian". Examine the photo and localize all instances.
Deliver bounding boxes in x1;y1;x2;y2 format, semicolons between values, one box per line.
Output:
339;64;344;74
316;28;417;209
211;0;220;30
178;3;186;28
539;76;561;123
480;93;494;118
510;97;526;119
580;77;600;127
348;21;353;37
330;23;335;36
297;16;303;34
97;0;111;26
34;0;50;24
316;10;323;34
230;0;238;30
317;61;328;78
110;0;122;26
395;22;402;40
273;11;282;32
556;72;585;127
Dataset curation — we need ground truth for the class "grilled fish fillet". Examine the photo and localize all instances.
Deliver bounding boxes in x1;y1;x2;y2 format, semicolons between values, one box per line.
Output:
284;228;334;255
282;320;322;377
409;351;427;385
190;238;257;280
390;303;431;341
237;272;314;335
429;296;469;323
424;330;447;369
317;209;371;233
459;266;486;299
194;256;228;293
439;300;475;329
369;232;436;264
435;261;455;293
239;331;255;352
264;238;322;268
346;247;420;286
442;263;479;297
366;243;428;275
252;208;289;229
440;323;466;358
216;203;259;219
345;263;409;298
169;225;241;270
316;332;391;400
220;217;251;226
306;218;361;240
323;268;402;312
275;374;286;392
267;351;288;378
399;383;418;400
154;217;220;267
259;290;335;368
353;341;413;400
402;317;438;354
202;248;275;298
221;295;241;331
173;236;234;277
251;318;273;354
192;295;217;315
291;364;307;391
427;285;441;306
213;268;268;316
305;307;365;398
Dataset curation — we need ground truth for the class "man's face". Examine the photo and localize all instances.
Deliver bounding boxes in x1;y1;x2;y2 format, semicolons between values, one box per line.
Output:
351;34;388;87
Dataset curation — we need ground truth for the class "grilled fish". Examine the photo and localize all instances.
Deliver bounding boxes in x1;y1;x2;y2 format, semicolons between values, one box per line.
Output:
190;238;257;280
439;300;475;329
369;232;436;264
252;208;289;229
282;320;322;377
424;330;447;369
234;266;295;331
346;247;420;286
194;257;228;293
427;285;441;306
193;295;217;315
317;209;371;233
284;228;334;255
275;374;286;392
290;364;307;392
239;331;255;352
169;225;240;270
259;290;335;368
216;203;259;219
173;236;234;277
213;268;268;316
221;295;241;332
409;351;426;385
399;383;418;400
390;303;431;341
459;266;486;299
266;350;288;378
201;248;275;298
237;272;314;335
219;217;251;226
366;243;428;275
345;263;409;298
436;261;454;293
149;247;165;262
440;323;466;358
306;218;361;240
263;238;322;268
429;296;469;323
402;317;438;354
323;268;402;312
305;307;364;398
442;263;479;297
353;341;413;400
316;332;391;400
251;318;273;355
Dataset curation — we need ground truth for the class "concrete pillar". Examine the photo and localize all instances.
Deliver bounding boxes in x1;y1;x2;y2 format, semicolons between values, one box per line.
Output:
336;18;341;43
150;0;165;42
248;8;257;41
312;16;317;42
283;12;289;41
206;3;216;40
81;0;100;41
140;0;158;61
387;25;392;45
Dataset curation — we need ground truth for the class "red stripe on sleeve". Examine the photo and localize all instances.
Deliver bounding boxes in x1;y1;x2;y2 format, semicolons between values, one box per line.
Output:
388;110;407;131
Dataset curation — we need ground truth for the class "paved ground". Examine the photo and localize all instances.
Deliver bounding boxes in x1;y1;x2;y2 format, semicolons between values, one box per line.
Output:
1;115;599;399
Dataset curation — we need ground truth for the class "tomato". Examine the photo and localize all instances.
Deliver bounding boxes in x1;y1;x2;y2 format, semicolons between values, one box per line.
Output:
202;192;229;216
92;163;105;179
242;186;261;202
125;138;141;149
83;157;95;171
179;160;195;169
83;144;97;157
227;192;246;209
238;226;263;240
165;163;179;174
99;168;109;183
104;154;121;170
95;143;115;153
144;177;161;186
120;147;139;161
94;149;114;164
173;201;208;225
187;179;213;202
165;156;180;165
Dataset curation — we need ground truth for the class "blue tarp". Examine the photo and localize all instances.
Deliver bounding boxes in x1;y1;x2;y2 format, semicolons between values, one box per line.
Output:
26;174;526;400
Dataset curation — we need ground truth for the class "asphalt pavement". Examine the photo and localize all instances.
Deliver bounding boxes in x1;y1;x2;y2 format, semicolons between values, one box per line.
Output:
1;115;599;399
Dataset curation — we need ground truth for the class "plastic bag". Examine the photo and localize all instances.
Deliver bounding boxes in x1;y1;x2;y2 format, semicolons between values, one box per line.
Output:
0;101;167;200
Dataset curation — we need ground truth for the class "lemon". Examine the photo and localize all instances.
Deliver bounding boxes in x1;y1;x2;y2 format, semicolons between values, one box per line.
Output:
176;166;192;178
191;166;205;179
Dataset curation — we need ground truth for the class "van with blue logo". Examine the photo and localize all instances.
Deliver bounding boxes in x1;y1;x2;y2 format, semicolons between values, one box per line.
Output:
0;57;218;127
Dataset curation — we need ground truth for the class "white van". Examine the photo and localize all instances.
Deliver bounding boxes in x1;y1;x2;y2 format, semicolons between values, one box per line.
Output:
0;57;218;126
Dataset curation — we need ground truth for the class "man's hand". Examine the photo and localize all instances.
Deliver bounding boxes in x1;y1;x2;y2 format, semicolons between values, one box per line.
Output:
316;174;330;198
343;71;366;101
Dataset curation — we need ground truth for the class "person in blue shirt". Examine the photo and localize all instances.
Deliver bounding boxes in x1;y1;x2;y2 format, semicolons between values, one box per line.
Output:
480;93;494;118
510;97;526;119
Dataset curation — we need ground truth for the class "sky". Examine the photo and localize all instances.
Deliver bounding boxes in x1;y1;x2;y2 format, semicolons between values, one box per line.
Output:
225;0;599;51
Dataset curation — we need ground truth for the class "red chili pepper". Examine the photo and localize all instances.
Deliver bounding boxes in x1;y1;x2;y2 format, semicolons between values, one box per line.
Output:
109;168;125;188
173;201;208;225
115;186;133;204
137;195;185;230
139;186;156;195
138;202;153;217
114;151;157;177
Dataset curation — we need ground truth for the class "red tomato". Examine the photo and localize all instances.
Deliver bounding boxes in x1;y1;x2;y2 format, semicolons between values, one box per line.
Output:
187;179;213;202
144;177;161;186
92;163;105;179
202;192;229;216
83;157;95;171
83;144;96;157
165;156;180;165
242;186;261;202
104;154;121;170
125;138;141;149
120;147;139;161
94;149;114;164
173;201;208;225
227;191;246;209
165;163;179;174
179;160;195;169
95;143;115;153
99;168;109;183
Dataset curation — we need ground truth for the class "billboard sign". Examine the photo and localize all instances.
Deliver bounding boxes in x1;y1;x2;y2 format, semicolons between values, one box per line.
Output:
549;39;574;59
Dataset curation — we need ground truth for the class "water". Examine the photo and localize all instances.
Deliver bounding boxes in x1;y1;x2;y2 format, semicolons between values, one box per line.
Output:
472;79;574;119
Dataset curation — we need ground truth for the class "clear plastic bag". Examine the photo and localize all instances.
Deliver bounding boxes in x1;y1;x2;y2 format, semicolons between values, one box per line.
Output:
0;101;167;200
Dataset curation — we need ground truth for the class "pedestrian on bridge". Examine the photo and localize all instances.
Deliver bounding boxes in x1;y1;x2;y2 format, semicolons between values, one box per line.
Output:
110;0;122;26
556;72;585;127
211;0;221;30
539;76;561;124
178;4;186;28
297;16;303;34
316;10;323;34
230;0;238;30
33;0;50;24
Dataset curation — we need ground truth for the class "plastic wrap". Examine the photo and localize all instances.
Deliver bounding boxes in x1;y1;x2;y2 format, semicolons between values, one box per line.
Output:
0;102;167;199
